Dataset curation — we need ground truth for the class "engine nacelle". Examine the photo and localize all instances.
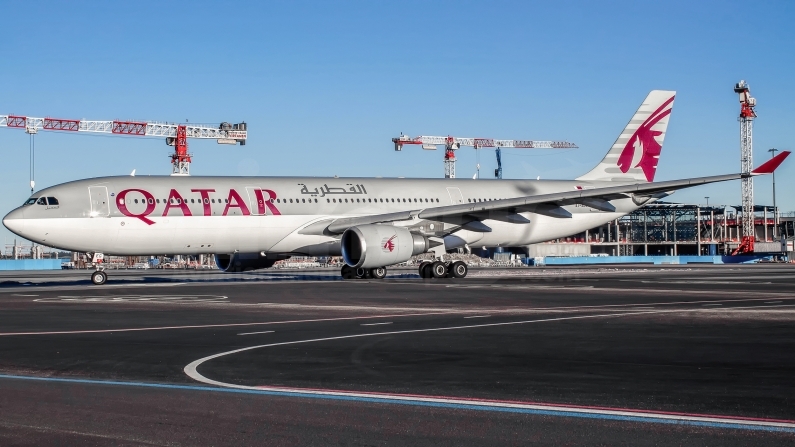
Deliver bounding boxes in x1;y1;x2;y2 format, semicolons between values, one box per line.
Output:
215;253;289;272
341;225;428;268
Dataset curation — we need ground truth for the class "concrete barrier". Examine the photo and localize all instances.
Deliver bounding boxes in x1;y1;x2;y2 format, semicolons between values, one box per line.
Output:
0;259;65;271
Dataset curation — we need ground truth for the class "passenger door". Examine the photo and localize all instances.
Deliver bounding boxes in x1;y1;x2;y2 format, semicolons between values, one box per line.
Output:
88;186;110;217
446;187;464;205
246;187;264;215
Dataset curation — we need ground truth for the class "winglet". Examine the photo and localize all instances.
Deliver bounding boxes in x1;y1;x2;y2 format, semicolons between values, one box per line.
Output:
752;151;790;175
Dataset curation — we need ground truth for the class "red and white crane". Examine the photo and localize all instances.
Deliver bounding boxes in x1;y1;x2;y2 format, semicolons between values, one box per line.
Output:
0;113;247;177
393;134;577;178
732;80;757;254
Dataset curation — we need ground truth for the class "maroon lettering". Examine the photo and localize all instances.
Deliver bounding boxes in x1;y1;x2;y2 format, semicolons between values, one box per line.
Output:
116;189;156;225
223;189;250;216
191;189;215;216
163;189;192;217
261;189;281;215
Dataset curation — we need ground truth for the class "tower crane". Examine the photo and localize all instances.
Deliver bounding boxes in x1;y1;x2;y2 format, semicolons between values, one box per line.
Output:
732;80;757;254
0;113;247;177
393;135;577;178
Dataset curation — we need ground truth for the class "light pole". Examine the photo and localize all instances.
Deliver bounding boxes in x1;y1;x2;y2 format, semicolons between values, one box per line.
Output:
705;197;709;206
768;148;779;239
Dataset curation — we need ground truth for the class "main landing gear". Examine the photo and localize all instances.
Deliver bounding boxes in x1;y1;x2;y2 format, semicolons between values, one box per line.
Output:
418;261;468;279
341;265;388;280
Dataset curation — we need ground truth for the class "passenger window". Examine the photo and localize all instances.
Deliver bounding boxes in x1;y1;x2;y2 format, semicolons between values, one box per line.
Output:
302;199;306;203
327;199;330;203
37;198;46;205
25;198;37;205
289;199;293;203
46;197;59;205
333;198;337;203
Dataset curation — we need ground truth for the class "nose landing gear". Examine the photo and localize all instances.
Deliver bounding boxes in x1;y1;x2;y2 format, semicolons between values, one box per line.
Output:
91;270;107;285
88;252;108;285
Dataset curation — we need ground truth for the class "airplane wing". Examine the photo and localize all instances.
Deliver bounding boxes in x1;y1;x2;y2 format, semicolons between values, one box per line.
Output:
325;151;790;234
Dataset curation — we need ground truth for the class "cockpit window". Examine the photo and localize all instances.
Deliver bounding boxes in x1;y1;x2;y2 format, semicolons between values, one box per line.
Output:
37;198;47;205
25;198;37;205
46;197;59;205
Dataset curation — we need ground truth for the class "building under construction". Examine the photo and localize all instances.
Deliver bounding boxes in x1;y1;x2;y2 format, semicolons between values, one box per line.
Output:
528;202;787;257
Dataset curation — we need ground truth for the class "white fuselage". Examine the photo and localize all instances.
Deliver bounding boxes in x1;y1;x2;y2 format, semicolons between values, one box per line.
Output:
3;176;643;256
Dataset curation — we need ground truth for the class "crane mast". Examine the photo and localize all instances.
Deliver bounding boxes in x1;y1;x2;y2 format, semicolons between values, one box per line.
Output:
733;80;757;253
393;135;577;179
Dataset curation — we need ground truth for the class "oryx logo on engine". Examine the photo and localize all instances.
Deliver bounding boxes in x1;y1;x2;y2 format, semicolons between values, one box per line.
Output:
382;235;396;253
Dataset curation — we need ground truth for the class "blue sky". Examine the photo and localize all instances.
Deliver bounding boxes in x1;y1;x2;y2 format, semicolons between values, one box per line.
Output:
1;1;794;245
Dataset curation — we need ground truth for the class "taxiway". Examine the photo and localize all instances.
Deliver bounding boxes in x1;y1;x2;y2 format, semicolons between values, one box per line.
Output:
0;265;794;445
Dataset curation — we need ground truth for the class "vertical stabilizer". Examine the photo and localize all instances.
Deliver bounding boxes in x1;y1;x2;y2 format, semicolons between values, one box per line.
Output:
577;90;675;182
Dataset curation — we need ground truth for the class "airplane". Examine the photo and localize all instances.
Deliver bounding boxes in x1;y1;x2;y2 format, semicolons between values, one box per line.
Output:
2;90;790;285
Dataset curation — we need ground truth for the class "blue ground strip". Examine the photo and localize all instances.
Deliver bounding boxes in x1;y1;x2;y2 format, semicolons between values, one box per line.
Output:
0;373;792;433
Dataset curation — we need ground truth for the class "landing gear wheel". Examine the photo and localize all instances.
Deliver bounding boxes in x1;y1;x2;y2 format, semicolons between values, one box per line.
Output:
91;270;107;285
418;261;431;279
431;261;447;279
355;267;369;279
451;261;468;278
370;267;387;280
341;265;355;280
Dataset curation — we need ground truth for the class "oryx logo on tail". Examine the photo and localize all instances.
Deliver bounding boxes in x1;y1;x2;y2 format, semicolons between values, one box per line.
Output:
617;95;675;182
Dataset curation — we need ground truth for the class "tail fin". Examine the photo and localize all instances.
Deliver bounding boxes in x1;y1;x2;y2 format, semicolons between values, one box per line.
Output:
577;90;675;182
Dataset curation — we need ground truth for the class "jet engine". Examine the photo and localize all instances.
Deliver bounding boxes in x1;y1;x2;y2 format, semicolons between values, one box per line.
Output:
215;253;289;272
341;224;429;269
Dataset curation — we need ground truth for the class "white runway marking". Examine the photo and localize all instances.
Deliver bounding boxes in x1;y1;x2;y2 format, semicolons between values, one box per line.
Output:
0;311;457;337
766;301;782;304
463;315;491;319
185;309;660;384
35;295;228;303
184;305;795;432
12;294;39;297
238;331;275;336
361;322;393;326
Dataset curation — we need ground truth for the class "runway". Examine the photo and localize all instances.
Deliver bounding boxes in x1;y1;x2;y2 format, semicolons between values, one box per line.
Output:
1;265;794;445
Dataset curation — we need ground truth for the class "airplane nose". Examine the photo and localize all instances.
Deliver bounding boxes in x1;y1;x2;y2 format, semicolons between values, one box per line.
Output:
2;208;26;236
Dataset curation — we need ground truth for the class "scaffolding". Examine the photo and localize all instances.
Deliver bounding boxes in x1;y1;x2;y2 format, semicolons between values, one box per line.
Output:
573;202;784;256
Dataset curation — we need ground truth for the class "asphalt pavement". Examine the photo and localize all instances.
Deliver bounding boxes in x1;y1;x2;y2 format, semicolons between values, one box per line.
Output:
1;264;794;446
